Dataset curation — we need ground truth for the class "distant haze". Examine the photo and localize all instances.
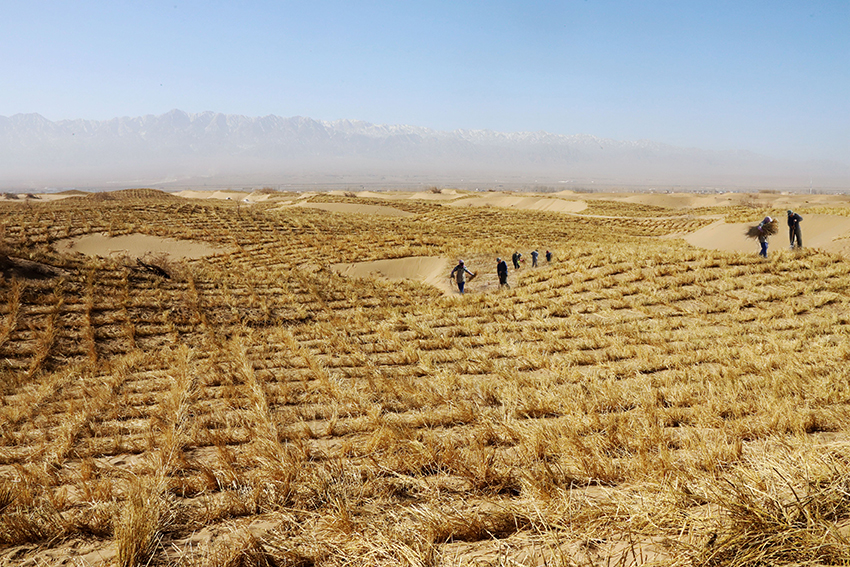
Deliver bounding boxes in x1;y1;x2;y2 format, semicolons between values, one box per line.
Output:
1;110;847;191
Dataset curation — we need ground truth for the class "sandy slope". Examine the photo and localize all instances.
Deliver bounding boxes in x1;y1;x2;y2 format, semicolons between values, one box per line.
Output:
337;189;466;200
173;190;287;202
445;194;588;213
54;233;233;259
174;190;251;201
406;189;466;201
683;214;850;255
618;193;739;209
0;193;81;202
331;256;453;294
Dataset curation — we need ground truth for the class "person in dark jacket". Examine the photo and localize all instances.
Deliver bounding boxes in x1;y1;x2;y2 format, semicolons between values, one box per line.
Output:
787;210;803;249
545;250;552;263
511;251;522;269
496;257;509;288
531;249;539;267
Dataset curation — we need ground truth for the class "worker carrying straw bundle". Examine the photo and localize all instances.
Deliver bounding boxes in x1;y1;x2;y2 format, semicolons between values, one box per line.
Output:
746;216;777;258
449;260;476;294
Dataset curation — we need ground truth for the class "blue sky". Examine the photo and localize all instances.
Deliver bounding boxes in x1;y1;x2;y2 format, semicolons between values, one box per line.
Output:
1;1;847;162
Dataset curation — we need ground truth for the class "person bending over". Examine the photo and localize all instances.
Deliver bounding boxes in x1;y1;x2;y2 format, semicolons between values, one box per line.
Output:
787;210;803;249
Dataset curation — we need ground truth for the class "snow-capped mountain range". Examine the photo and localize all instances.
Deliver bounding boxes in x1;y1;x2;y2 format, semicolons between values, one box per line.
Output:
1;110;846;190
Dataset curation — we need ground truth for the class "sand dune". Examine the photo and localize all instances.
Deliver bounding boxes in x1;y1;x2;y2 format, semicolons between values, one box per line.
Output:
331;256;452;294
353;191;393;199
446;194;587;213
407;189;466;201
617;193;738;209
174;190;251;201
336;189;466;201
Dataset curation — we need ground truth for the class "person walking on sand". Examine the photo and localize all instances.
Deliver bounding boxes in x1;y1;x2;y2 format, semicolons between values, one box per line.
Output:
496;257;509;288
511;251;522;269
449;259;475;294
788;210;803;249
531;249;539;267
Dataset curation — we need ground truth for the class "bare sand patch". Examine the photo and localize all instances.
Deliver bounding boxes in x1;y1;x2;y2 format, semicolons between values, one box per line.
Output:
682;214;850;255
2;192;86;202
344;188;467;201
617;193;737;209
577;191;739;209
173;189;292;202
244;192;285;202
282;202;415;217
173;189;251;201
55;233;233;260
446;194;587;213
30;193;86;202
407;189;467;201
331;256;452;294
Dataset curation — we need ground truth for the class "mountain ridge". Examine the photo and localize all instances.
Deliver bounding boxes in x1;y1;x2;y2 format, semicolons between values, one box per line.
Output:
1;110;846;190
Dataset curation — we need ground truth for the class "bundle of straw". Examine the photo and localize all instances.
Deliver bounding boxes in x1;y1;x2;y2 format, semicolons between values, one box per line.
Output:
745;219;778;239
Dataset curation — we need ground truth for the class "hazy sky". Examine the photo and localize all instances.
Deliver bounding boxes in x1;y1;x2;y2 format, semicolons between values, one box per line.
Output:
2;1;847;162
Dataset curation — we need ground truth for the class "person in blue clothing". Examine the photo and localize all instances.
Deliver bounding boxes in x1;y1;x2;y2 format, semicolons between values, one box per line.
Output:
787;210;803;249
757;216;773;258
531;250;539;267
449;260;475;294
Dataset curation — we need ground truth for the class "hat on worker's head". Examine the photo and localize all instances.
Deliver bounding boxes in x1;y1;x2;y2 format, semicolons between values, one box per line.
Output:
458;259;464;264
496;258;501;262
787;210;794;215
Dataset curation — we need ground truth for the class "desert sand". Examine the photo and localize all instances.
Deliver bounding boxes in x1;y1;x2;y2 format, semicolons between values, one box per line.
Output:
445;193;588;213
173;189;286;203
0;193;81;202
331;256;452;294
406;189;466;201
683;214;850;256
54;233;233;260
17;188;850;282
